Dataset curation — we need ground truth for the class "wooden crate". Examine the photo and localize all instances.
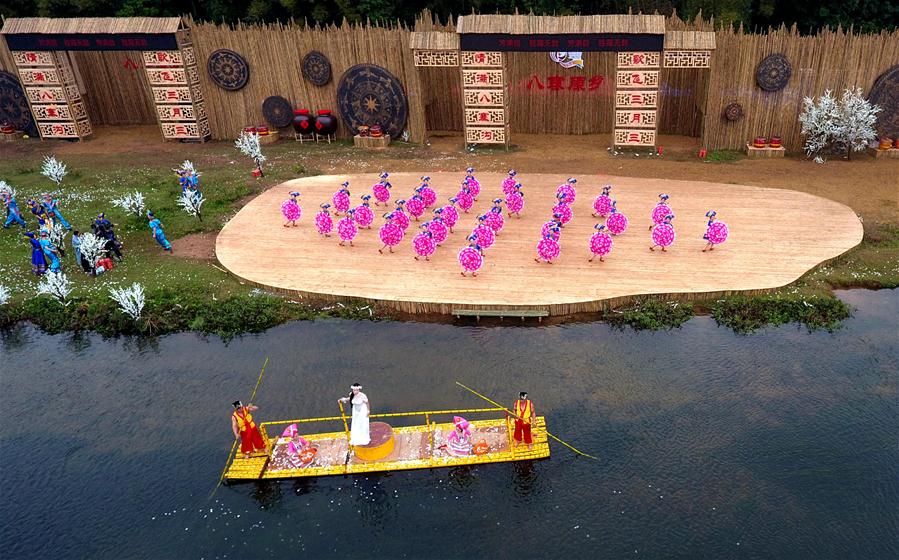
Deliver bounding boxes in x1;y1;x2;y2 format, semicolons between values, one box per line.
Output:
745;143;785;158
354;135;390;149
258;131;279;145
870;148;899;159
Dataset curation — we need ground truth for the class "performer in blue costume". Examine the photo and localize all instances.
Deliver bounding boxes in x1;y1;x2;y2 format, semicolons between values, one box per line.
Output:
24;232;47;275
28;199;53;227
147;211;173;252
39;230;61;272
3;194;27;229
43;194;71;230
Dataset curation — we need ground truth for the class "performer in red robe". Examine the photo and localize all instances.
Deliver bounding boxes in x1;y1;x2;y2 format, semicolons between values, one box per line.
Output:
509;392;536;446
231;401;266;457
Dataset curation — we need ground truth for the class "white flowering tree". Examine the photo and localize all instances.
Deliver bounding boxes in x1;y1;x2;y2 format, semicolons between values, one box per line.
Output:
800;88;882;160
0;284;10;306
111;191;146;218
799;89;841;158
49;221;68;256
109;282;145;320
177;189;204;221
41;155;68;186
0;180;15;199
37;272;72;304
79;232;106;268
235;131;266;175
836;87;881;160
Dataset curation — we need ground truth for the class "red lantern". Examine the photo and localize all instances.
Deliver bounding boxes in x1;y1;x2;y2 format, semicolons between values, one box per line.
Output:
252;168;262;178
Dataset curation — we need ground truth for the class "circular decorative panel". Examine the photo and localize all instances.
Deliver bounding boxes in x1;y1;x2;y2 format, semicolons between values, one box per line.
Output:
207;49;250;91
336;64;408;140
723;102;744;122
867;65;899;139
262;95;294;128
756;54;792;92
301;51;332;87
0;70;37;137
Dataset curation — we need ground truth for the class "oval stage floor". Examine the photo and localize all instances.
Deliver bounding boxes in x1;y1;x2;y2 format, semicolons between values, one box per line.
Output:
216;173;863;315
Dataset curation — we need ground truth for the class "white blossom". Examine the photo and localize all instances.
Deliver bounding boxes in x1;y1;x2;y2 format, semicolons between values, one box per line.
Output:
0;284;10;306
177;188;204;220
799;89;841;158
109;282;145;320
111;191;146;217
79;232;106;267
235;131;266;167
799;88;882;159
836;87;881;158
0;180;15;199
41;155;68;186
37;271;72;304
49;221;68;250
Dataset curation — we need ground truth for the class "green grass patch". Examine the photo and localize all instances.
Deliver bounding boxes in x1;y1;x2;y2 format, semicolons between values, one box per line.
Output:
711;294;850;334
602;299;694;330
704;150;743;163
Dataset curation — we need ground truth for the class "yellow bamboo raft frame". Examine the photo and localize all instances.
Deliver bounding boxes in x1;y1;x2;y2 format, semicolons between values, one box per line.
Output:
223;407;550;481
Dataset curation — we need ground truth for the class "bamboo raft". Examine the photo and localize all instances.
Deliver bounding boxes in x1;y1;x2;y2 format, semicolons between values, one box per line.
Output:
223;407;550;482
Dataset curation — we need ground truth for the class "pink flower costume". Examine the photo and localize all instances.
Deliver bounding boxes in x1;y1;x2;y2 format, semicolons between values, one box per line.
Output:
473;219;496;249
455;185;474;213
483;199;505;233
281;191;301;226
417;177;437;207
703;211;729;251
556;177;578;204
441;202;459;232
459;235;484;276
506;184;524;217
589;224;613;262
406;195;425;221
553;194;573;226
542;215;563;241
333;182;351;215
392;200;411;231
428;216;449;245
605;201;628;235
593;185;612;217
378;213;404;253
337;210;358;246
650;214;675;251
501;170;518;197
413;224;436;260
535;232;561;263
353;194;375;229
464;167;481;200
651;194;672;229
315;203;333;237
372;172;391;206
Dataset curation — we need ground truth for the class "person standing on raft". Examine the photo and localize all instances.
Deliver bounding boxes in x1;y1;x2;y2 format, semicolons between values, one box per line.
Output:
508;392;536;448
231;401;266;458
338;383;371;446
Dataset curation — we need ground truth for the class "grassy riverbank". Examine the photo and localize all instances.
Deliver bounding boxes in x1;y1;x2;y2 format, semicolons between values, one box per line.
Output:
0;131;895;337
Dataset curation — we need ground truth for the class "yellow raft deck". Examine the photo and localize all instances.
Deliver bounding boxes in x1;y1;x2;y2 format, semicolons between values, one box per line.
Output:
224;409;550;481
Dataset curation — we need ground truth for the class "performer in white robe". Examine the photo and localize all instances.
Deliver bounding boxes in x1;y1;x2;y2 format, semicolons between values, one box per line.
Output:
338;383;370;446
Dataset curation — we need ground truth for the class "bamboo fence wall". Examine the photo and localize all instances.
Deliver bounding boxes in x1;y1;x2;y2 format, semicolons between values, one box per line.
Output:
71;51;157;125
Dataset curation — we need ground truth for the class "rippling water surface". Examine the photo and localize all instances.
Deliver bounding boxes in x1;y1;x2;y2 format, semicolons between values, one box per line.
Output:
1;290;897;559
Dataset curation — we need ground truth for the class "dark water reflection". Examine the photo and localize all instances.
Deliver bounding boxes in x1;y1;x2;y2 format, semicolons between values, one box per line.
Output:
1;290;896;559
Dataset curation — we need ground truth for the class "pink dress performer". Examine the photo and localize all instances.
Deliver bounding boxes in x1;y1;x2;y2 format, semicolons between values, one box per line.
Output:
444;416;473;455
556;177;578;204
417;176;437;207
353;194;375;229
592;185;612;218
441;201;459;232
428;215;449;245
459;234;484;277
315;203;333;237
650;193;672;230
455;184;474;213
703;211;729;252
605;200;629;236
553;193;573;226
392;199;411;231
281;191;301;227
337;209;358;246
542;214;563;241
412;223;437;261
371;172;392;206
406;194;425;221
473;217;496;249
501;170;518;197
378;212;405;253
535;230;561;264
589;224;613;262
483;199;505;233
333;182;351;215
650;214;676;252
506;183;525;218
464;167;481;200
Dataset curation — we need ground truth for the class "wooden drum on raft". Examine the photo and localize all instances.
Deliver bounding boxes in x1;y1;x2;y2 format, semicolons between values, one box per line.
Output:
353;422;395;461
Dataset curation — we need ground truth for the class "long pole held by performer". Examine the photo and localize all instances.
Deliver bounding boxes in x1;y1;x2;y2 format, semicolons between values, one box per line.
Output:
455;381;600;461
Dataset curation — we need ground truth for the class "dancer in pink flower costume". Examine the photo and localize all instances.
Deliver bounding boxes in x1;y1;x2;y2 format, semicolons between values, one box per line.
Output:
605;200;628;235
589;224;613;262
337;209;358;246
535;230;561;264
353;194;375;229
650;193;672;230
392;199;411;231
281;191;301;227
406;194;425;221
472;216;496;249
459;234;484;276
501;170;518;197
506;183;524;218
702;211;729;252
592;185;612;218
333;181;351;215
378;212;405;253
412;223;437;261
542;214;563;241
416;176;437;207
483;199;505;233
553;192;573;226
428;213;449;245
315;203;333;237
556;177;577;204
441;200;459;232
464;167;481;200
650;214;675;252
455;183;474;213
371;172;391;206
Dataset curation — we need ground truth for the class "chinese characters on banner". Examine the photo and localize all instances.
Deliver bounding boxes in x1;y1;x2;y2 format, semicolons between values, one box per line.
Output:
15;51;92;139
462;51;508;145
144;47;209;140
614;51;661;147
522;74;606;92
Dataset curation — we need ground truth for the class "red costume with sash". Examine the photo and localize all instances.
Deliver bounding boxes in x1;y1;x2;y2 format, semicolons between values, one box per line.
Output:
512;399;534;444
233;407;265;454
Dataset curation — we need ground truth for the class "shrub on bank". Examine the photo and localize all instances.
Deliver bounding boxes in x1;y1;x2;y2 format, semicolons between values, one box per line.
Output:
711;294;851;333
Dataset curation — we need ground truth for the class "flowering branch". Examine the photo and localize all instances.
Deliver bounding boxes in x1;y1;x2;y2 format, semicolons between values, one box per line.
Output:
109;282;146;320
177;188;204;221
111;191;146;217
37;272;72;305
41;155;68;186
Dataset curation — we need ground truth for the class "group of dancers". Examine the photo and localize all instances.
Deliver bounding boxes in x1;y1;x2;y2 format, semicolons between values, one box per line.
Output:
278;168;730;276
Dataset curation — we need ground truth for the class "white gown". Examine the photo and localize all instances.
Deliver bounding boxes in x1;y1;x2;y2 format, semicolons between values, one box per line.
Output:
349;393;370;446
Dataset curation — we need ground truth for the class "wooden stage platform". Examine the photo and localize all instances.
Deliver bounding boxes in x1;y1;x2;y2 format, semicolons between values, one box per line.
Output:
215;173;863;316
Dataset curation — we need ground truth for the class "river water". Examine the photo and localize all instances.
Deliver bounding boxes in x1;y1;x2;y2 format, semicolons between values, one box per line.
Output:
1;290;896;559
